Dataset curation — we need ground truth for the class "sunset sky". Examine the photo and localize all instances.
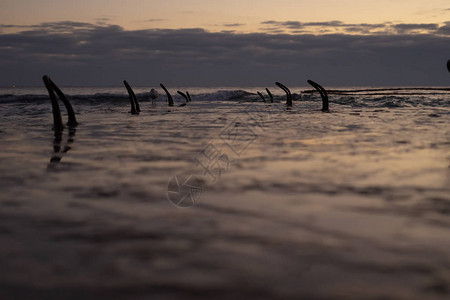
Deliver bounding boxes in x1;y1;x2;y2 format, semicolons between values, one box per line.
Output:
1;0;449;86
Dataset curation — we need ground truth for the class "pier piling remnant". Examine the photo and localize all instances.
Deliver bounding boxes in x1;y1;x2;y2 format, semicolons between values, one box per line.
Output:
266;88;274;103
160;84;174;107
42;75;78;131
307;80;329;112
177;91;191;102
275;82;292;107
257;91;266;102
123;80;140;114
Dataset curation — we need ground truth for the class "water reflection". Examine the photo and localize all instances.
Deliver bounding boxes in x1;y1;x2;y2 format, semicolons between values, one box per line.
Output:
42;75;78;168
48;126;76;166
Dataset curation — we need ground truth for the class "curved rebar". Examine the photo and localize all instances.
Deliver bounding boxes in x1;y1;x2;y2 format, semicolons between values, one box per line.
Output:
160;83;173;107
275;82;292;107
177;91;190;106
186;92;192;102
177;91;189;102
266;88;274;103
43;75;78;130
257;91;266;102
43;75;64;131
307;80;329;112
123;80;140;114
49;79;78;126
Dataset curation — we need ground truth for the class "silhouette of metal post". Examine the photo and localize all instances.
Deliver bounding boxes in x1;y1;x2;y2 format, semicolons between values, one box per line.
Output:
177;91;189;102
50;80;78;126
160;84;174;107
307;80;329;112
275;82;292;107
42;75;78;130
266;88;274;103
123;80;140;114
257;91;266;102
43;76;63;131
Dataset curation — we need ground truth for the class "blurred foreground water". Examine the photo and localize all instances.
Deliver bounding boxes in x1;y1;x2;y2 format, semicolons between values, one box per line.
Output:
0;87;449;299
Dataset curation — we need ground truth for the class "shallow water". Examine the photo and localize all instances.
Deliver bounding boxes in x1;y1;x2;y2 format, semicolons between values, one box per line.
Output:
0;87;449;299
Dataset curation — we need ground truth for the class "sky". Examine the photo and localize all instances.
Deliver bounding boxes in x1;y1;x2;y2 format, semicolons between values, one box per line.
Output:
0;0;449;86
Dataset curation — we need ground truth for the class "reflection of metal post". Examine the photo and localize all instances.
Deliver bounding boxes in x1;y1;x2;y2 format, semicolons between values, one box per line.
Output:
307;80;329;112
160;83;174;107
49;126;76;165
447;60;450;73
275;82;292;107
42;75;78;166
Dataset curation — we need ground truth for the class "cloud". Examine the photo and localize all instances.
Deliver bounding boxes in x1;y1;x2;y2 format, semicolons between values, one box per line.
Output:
95;18;110;22
145;19;166;23
259;20;449;36
393;23;440;33
281;21;303;29
437;21;450;35
304;21;345;27
0;21;449;86
261;20;277;24
0;21;99;34
223;23;245;27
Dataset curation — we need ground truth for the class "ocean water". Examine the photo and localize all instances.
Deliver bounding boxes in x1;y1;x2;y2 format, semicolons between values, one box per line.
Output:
0;86;449;299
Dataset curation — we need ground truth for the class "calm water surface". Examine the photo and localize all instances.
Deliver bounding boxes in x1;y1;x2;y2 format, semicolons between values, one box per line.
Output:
0;87;449;299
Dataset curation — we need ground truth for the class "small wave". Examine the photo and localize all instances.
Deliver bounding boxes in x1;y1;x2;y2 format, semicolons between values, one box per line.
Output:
1;88;449;108
381;101;403;108
0;90;260;104
333;96;366;107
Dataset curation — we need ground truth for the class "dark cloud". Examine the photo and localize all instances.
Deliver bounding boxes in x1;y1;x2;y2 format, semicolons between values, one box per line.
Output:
393;23;440;33
261;20;278;25
304;21;344;27
35;21;97;30
260;20;389;34
437;21;450;35
261;20;304;29
259;20;449;35
0;24;28;29
145;19;166;23
223;23;245;27
0;21;449;86
95;18;110;22
281;21;303;29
